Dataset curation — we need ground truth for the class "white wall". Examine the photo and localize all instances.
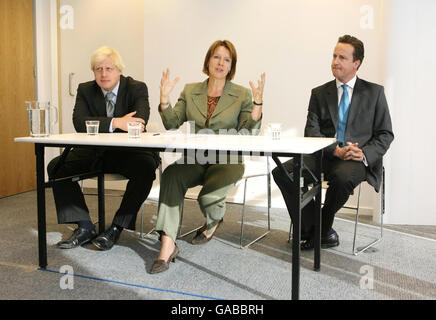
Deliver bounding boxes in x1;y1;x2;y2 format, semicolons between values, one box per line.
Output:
143;0;385;216
382;0;436;224
59;0;145;134
37;0;436;225
57;0;146;191
34;0;60;177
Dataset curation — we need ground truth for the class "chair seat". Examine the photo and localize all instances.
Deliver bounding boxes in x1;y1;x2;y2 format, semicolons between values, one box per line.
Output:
242;158;269;177
289;166;385;255
174;156;272;248
91;173;127;181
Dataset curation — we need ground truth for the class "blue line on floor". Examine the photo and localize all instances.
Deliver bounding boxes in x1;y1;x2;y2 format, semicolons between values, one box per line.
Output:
39;268;224;300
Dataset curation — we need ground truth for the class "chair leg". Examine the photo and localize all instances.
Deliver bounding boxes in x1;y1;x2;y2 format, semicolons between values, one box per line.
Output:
138;202;161;240
176;201;184;238
289;170;385;255
139;202;145;238
240;173;271;249
266;171;272;234
352;184;362;254
81;178;104;229
177;200;202;238
240;178;248;248
352;180;383;255
139;162;167;240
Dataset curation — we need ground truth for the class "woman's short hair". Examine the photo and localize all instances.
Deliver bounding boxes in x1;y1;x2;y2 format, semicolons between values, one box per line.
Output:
203;40;237;80
90;46;125;72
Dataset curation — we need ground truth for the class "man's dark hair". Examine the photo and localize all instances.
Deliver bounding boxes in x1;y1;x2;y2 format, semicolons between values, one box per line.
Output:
338;35;364;69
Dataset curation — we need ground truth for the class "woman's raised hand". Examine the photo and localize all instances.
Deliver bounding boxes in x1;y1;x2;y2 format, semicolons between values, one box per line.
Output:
249;72;266;104
160;68;180;105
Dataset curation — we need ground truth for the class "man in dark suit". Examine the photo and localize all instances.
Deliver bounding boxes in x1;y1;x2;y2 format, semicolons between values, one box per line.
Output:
272;35;394;250
48;46;160;251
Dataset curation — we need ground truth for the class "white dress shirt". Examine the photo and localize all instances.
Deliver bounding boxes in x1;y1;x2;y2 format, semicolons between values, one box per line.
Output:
336;75;356;107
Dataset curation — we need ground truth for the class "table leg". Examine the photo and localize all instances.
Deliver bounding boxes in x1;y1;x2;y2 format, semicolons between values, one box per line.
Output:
272;154;303;300
314;150;322;271
291;155;303;300
97;173;105;234
35;144;47;268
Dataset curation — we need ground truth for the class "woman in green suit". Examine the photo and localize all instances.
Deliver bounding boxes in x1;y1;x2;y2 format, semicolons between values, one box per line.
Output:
150;40;265;274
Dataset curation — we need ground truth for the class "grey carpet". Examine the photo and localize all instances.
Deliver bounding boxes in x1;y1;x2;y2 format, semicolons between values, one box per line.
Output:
0;190;435;300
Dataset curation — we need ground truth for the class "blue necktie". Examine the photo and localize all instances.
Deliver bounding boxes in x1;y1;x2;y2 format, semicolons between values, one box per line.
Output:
337;84;350;147
105;91;115;117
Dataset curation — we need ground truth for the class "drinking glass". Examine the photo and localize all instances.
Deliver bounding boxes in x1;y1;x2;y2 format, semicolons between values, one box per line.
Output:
86;120;100;135
268;123;281;140
128;121;141;138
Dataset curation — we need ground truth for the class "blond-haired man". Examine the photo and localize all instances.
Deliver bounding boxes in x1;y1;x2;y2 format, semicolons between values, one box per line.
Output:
48;46;160;250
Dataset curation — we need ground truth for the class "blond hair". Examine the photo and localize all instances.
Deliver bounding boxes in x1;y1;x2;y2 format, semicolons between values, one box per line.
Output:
90;46;125;72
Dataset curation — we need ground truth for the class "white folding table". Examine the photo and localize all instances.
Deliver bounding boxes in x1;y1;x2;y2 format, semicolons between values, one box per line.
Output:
15;132;336;300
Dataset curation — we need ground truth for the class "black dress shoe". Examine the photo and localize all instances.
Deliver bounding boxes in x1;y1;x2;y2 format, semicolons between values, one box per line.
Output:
92;224;122;251
57;227;97;249
321;230;340;249
300;230;340;250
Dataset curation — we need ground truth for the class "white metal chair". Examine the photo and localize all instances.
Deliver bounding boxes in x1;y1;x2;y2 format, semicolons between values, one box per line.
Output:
82;165;165;239
177;155;272;249
289;167;385;255
351;167;385;255
81;121;164;238
80;173;129;231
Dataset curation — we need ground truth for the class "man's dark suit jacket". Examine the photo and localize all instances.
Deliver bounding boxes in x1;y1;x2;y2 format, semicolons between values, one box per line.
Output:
73;74;150;132
72;74;159;161
304;77;394;192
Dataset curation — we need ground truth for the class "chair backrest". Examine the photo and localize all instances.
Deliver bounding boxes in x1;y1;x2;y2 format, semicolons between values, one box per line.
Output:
89;173;127;181
101;173;127;181
242;155;270;177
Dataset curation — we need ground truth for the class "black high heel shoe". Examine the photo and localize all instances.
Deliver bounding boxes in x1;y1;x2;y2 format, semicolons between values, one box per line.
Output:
149;244;179;274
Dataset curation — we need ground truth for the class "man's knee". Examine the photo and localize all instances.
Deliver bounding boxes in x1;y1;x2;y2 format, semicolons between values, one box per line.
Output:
160;164;181;185
135;169;156;183
123;155;159;181
47;157;60;179
272;166;280;178
328;173;359;195
133;162;158;181
197;192;225;213
272;166;284;182
272;166;291;188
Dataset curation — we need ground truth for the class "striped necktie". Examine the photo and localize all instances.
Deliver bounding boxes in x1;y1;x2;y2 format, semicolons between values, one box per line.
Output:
105;91;115;117
337;84;350;147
